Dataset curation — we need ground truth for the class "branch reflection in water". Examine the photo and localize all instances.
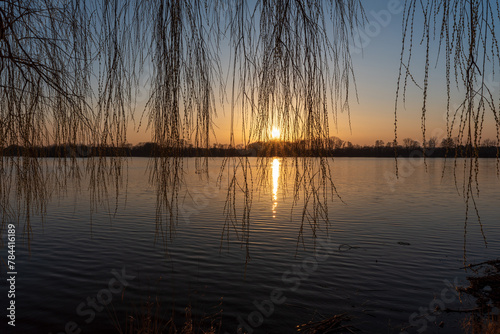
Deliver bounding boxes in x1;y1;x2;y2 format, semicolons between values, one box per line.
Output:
0;153;488;269
0;154;127;250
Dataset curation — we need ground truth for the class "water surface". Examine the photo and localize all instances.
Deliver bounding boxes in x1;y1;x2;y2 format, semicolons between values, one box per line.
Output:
1;157;499;333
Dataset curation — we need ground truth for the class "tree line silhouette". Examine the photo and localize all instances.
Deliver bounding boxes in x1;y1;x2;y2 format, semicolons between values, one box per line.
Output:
2;136;498;158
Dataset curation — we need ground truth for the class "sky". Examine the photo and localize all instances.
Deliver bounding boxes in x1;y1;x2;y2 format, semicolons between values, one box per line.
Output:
342;0;498;147
126;0;499;147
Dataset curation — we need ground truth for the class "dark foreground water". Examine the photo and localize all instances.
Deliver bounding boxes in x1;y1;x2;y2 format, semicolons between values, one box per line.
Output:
1;157;499;333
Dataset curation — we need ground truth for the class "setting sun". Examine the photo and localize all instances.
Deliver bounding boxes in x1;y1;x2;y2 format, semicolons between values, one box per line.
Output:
271;126;280;139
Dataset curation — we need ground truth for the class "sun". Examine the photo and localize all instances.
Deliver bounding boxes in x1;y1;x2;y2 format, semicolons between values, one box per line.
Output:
271;126;280;139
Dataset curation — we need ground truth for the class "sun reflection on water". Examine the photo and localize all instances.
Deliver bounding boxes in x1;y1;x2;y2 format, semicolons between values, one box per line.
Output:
272;158;280;217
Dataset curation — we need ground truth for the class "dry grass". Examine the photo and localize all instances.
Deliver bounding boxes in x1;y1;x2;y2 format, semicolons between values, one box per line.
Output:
463;314;500;334
296;313;359;334
460;260;500;333
112;297;222;334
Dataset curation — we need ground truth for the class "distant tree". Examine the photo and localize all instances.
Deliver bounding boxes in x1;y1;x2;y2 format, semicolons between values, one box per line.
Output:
329;136;345;150
179;139;190;148
374;140;385;148
427;136;438;149
402;138;419;150
482;139;497;147
441;137;455;149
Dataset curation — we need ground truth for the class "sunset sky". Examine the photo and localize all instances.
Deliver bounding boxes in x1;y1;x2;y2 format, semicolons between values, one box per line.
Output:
126;0;499;147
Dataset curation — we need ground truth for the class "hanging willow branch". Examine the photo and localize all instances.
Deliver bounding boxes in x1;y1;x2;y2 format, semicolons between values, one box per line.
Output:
224;0;364;146
0;0;363;169
396;0;500;263
217;0;363;262
397;0;500;154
